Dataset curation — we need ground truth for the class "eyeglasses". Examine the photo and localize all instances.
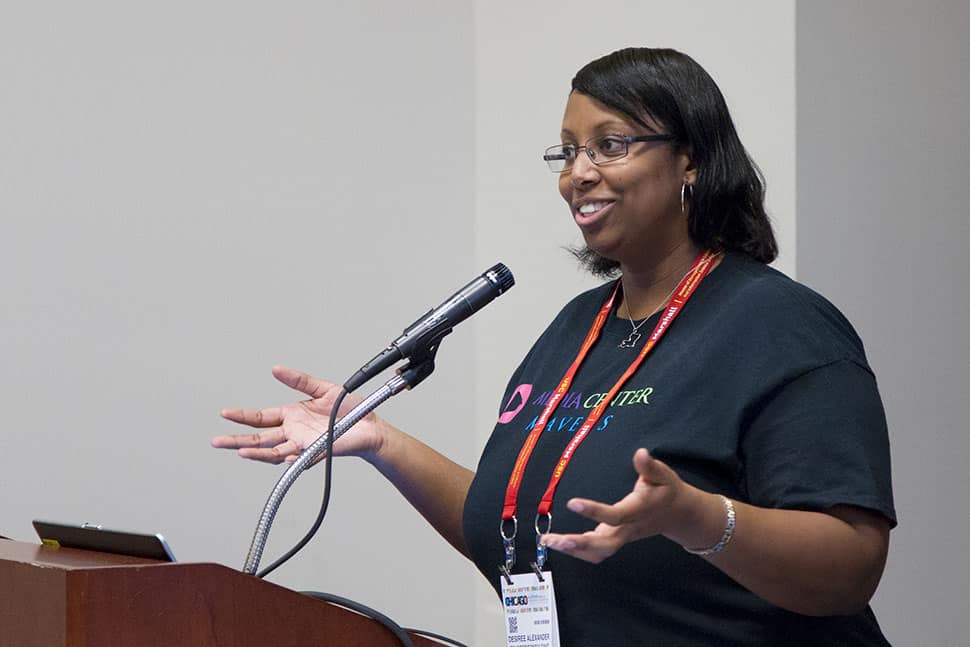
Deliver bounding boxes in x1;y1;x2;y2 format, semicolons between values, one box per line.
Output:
542;134;676;173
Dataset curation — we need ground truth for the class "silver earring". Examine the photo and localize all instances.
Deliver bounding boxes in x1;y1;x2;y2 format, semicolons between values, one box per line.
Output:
680;182;694;214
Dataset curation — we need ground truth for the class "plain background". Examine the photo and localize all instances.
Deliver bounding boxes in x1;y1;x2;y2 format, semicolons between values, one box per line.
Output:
0;1;965;645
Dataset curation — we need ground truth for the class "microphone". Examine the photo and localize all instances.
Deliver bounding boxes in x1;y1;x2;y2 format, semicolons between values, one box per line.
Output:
343;263;514;392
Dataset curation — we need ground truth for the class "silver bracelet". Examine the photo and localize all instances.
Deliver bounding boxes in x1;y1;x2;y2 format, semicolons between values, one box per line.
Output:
684;495;736;556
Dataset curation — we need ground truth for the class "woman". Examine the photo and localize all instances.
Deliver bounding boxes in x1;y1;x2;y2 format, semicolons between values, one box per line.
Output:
213;48;895;645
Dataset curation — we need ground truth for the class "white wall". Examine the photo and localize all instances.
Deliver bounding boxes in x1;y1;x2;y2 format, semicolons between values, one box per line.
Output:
0;1;478;641
796;2;970;644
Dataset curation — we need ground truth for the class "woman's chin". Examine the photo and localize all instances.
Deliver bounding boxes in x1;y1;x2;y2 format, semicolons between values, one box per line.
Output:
580;234;624;264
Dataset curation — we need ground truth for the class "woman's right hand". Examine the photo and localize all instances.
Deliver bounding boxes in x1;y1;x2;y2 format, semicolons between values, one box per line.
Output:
211;365;388;464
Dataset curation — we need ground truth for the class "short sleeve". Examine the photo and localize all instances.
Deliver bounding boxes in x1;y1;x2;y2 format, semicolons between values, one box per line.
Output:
740;359;897;527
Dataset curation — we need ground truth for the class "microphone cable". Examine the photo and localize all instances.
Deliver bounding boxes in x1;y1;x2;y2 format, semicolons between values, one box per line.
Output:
403;627;469;647
255;387;347;579
255;384;469;647
300;592;470;647
301;591;413;647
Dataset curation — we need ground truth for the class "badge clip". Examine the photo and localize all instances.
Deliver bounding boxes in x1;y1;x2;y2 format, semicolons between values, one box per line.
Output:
531;512;552;582
498;564;514;586
529;561;545;582
499;516;517;585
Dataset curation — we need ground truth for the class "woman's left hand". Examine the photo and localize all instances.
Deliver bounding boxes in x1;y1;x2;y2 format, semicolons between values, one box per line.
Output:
541;448;717;563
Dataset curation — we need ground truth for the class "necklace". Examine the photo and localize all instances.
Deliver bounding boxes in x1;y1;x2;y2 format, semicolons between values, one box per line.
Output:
618;283;680;349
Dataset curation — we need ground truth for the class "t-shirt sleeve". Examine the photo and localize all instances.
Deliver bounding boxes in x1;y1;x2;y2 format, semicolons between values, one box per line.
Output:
740;358;897;527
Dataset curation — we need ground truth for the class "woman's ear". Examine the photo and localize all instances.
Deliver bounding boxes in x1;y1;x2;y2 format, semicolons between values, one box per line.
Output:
681;147;697;186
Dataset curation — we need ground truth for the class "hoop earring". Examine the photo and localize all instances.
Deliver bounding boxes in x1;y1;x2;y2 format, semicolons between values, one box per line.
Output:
680;182;694;214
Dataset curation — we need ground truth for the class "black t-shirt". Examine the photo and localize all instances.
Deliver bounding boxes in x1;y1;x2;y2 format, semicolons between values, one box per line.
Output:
463;253;895;646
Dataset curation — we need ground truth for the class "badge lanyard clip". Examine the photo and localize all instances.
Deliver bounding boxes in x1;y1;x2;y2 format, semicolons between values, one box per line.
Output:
530;512;552;581
499;516;517;585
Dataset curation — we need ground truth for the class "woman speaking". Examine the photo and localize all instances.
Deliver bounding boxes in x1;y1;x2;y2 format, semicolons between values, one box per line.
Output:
213;48;895;646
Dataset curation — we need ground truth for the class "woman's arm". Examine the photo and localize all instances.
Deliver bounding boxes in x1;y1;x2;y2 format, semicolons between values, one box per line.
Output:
366;422;475;557
541;448;890;616
676;486;889;615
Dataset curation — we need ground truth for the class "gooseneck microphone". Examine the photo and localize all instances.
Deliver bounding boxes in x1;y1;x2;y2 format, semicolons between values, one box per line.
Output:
244;262;513;580
343;263;514;392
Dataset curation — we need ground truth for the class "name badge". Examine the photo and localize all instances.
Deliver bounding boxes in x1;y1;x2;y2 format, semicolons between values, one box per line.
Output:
500;571;560;647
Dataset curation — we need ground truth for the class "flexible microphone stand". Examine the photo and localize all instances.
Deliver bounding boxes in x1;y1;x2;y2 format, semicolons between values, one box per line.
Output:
242;352;437;576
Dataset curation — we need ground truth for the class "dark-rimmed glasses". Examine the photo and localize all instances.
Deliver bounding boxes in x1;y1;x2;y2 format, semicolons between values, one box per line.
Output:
543;134;676;173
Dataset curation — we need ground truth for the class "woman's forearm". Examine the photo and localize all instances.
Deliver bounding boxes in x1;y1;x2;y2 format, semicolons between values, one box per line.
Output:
365;421;475;559
670;488;890;616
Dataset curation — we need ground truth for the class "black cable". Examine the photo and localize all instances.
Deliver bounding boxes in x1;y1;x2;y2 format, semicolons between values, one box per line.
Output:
403;627;469;647
256;388;347;579
254;378;465;647
301;591;414;647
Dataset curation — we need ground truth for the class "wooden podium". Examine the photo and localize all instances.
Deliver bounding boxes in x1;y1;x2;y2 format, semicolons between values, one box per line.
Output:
0;539;441;647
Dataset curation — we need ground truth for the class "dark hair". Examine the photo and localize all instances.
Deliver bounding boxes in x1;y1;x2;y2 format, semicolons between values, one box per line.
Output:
569;47;777;276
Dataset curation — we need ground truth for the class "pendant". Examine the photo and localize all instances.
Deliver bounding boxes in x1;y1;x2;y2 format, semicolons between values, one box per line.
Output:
619;331;641;348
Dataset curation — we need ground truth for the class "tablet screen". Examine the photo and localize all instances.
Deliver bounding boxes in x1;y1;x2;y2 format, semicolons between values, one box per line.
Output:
32;520;176;562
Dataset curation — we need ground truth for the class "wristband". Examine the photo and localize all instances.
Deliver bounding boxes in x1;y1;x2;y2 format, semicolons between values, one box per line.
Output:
684;495;736;556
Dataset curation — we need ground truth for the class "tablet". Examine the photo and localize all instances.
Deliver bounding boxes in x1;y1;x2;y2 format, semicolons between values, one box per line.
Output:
32;519;176;562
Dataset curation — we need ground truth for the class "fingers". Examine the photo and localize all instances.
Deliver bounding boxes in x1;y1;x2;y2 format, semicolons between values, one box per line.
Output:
211;429;300;464
212;366;338;465
219;406;284;428
563;450;681;526
272;365;337;399
535;449;685;564
237;438;302;464
542;526;622;564
211;427;286;450
565;495;644;527
633;448;676;485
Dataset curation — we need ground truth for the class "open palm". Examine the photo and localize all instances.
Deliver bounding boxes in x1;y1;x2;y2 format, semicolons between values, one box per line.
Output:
211;366;385;463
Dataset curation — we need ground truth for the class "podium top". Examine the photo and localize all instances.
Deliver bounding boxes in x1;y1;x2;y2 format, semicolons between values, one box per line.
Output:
0;539;446;647
0;537;166;569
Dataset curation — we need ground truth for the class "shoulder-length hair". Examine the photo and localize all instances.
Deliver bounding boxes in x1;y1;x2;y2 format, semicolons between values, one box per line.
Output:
570;47;777;276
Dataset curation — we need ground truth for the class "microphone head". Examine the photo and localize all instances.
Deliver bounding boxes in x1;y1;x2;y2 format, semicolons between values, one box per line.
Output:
485;263;515;293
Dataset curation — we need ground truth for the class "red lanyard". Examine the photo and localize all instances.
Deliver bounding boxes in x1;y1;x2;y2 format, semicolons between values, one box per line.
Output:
501;250;720;525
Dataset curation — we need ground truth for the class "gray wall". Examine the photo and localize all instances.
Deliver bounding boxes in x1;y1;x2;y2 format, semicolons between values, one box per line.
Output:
0;1;479;640
796;2;969;645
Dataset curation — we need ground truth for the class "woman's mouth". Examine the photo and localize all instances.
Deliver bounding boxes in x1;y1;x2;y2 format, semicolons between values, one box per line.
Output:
574;200;615;226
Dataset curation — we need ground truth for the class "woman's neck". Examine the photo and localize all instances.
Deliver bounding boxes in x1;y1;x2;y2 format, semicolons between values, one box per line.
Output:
618;240;703;320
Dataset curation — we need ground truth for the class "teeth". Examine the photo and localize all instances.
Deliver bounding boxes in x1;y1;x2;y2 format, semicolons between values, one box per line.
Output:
578;201;608;214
